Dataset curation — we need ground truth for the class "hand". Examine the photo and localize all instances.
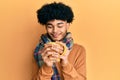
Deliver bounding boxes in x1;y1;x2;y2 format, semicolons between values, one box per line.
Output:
58;42;71;66
50;42;71;66
40;43;59;67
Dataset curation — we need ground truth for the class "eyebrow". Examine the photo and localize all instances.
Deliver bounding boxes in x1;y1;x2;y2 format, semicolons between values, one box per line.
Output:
57;22;64;25
46;22;64;25
46;23;52;25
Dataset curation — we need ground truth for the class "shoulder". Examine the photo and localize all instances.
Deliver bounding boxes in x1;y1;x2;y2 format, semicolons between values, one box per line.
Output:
70;43;86;57
72;43;86;52
68;43;86;64
70;43;86;58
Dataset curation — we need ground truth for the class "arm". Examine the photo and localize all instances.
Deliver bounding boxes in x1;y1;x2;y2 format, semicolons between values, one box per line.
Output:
32;43;59;80
61;45;86;80
33;65;53;80
32;58;53;80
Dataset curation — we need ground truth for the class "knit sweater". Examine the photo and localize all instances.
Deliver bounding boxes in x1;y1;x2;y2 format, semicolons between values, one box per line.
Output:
32;43;86;80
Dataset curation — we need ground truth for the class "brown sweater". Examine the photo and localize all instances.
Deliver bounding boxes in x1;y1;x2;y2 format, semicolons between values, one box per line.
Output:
32;43;86;80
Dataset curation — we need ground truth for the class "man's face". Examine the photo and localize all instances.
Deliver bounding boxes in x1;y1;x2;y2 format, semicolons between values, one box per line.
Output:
46;19;70;41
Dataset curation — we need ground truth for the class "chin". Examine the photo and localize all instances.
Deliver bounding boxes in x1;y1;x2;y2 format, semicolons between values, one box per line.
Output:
52;38;60;41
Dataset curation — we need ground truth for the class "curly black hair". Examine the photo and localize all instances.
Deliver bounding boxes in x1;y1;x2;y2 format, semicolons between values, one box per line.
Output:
37;2;74;25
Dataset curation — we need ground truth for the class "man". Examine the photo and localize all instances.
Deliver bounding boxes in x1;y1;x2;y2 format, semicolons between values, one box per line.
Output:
33;2;86;80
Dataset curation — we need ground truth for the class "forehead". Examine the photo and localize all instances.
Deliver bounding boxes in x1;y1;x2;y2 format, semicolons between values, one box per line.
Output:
46;19;67;25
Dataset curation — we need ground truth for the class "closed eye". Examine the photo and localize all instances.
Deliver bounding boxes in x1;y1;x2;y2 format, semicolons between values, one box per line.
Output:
58;26;63;28
46;25;53;29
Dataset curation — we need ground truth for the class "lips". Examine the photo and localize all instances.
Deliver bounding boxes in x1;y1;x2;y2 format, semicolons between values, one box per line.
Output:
51;33;61;38
52;34;59;38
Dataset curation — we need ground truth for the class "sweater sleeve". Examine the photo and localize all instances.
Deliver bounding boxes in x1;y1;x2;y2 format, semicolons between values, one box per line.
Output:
62;45;86;80
32;57;53;80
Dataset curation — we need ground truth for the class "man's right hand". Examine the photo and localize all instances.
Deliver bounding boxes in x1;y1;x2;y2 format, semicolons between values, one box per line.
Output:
39;43;59;67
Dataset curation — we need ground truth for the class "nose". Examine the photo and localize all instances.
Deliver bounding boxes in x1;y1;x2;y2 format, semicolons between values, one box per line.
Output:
53;27;57;33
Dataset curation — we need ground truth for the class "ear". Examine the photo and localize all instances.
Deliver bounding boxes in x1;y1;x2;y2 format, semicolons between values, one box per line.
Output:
66;23;70;30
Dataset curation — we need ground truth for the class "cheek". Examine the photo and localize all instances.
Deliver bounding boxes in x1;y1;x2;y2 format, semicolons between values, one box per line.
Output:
46;29;52;33
61;27;67;33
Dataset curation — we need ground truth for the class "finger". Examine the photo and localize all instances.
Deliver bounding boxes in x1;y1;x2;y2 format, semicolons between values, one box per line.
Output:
43;51;53;58
42;52;53;62
47;52;60;61
44;43;53;48
59;49;70;58
52;52;60;58
41;47;52;57
56;42;68;54
51;42;64;54
54;42;64;51
48;42;64;51
39;45;51;54
49;56;59;63
52;48;63;55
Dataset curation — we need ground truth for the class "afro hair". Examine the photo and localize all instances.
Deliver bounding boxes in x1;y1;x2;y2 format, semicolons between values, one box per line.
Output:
37;2;74;25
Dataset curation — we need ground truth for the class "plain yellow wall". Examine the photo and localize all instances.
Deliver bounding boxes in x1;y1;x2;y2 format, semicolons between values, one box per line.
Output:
0;0;120;80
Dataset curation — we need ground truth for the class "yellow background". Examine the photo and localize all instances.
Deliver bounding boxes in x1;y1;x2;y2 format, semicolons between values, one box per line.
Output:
0;0;120;80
